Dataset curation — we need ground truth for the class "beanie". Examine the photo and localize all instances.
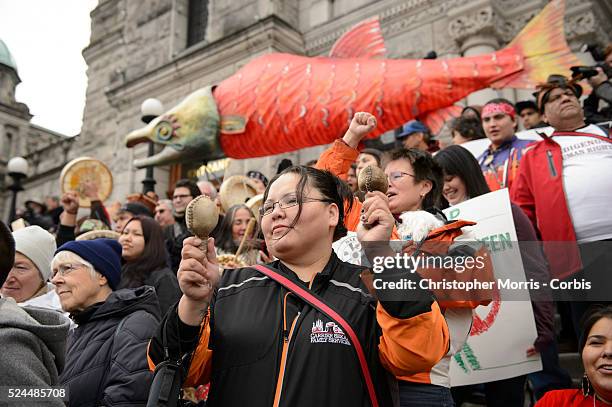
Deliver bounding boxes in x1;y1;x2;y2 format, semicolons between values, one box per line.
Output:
56;239;122;290
0;221;15;286
13;226;56;281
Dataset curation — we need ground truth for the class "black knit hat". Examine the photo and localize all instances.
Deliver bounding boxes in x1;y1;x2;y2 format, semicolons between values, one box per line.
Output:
0;221;15;286
118;202;153;218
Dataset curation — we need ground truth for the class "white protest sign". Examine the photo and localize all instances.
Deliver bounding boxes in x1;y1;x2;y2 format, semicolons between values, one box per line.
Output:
445;188;542;386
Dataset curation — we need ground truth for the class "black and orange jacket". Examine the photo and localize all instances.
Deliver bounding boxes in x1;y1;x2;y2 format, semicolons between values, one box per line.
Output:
147;253;449;407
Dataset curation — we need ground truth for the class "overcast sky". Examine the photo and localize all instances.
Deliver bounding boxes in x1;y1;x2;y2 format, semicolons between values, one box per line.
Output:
0;0;98;136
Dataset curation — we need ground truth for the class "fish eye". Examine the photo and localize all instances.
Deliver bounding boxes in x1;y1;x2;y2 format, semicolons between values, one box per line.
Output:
155;121;175;141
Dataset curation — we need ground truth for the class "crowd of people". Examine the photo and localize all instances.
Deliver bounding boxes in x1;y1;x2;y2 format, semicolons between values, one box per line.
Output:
1;44;612;406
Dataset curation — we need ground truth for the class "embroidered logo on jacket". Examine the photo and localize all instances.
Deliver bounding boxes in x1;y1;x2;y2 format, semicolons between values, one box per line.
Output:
310;319;350;346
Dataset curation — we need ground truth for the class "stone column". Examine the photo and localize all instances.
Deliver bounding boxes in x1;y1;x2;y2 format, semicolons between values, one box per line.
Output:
448;3;502;106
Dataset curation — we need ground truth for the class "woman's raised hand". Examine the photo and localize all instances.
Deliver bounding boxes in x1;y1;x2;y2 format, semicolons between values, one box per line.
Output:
357;191;394;243
343;112;377;148
177;236;220;325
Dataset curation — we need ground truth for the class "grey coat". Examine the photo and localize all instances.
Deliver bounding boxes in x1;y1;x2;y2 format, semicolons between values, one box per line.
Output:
0;298;70;406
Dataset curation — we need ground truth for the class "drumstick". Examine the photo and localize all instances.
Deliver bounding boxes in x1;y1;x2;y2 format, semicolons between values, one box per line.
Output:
235;218;256;259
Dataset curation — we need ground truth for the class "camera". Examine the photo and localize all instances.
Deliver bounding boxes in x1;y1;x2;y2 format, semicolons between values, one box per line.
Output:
570;43;612;80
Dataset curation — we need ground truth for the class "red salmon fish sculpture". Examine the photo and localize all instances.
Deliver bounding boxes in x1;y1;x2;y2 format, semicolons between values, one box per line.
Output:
126;0;581;167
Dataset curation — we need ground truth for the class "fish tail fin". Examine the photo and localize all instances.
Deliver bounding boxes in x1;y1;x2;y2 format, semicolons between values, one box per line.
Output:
492;0;582;89
329;16;387;59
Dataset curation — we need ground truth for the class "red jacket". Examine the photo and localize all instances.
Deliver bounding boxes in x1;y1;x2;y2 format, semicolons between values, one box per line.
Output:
510;129;612;280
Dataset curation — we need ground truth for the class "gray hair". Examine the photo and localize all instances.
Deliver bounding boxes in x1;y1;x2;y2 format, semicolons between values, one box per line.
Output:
157;199;173;211
51;250;100;280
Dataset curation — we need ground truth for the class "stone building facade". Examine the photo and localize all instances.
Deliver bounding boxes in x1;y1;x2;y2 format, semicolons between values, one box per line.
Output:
4;0;612;211
0;40;75;220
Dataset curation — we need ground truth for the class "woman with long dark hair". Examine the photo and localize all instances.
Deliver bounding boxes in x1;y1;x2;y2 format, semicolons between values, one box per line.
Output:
147;165;449;406
214;204;261;267
434;145;490;207
535;305;612;406
434;145;569;406
118;215;181;315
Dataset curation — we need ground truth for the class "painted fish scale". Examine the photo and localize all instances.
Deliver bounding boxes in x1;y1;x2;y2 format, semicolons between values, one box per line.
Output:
215;48;522;158
125;0;583;167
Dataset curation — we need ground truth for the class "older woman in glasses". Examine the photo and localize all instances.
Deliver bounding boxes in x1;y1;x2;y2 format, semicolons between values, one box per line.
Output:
147;165;449;407
51;239;160;406
317;113;497;407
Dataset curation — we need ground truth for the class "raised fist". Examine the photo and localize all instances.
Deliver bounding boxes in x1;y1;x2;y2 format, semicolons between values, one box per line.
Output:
61;191;79;214
343;112;378;148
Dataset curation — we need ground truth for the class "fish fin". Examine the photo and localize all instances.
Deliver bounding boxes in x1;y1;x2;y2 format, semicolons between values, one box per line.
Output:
220;115;247;134
491;0;582;89
418;105;463;135
329;16;387;59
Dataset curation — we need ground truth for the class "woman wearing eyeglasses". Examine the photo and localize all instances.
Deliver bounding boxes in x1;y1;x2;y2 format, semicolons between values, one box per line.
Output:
317;113;497;406
51;238;160;406
147;165;449;407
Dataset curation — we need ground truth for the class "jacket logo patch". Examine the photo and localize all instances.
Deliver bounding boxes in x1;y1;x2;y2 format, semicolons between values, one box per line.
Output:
310;319;350;346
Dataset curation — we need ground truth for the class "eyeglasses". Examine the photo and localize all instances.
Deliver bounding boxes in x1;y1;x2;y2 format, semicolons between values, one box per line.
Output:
172;194;192;200
388;171;415;184
52;263;86;278
260;194;333;217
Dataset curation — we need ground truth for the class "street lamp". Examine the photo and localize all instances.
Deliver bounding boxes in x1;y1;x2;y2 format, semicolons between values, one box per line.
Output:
140;98;164;194
6;156;29;223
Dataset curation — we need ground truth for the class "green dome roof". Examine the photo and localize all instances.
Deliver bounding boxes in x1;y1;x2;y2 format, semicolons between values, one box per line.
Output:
0;39;18;73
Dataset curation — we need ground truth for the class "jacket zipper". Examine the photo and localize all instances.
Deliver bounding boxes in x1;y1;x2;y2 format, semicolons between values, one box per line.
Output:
273;312;300;407
546;150;557;177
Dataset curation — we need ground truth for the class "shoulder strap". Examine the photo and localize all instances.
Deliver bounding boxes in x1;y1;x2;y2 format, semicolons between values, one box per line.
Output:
252;264;379;407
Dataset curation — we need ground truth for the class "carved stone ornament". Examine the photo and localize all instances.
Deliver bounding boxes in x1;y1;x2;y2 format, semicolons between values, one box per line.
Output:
564;11;596;42
448;6;498;44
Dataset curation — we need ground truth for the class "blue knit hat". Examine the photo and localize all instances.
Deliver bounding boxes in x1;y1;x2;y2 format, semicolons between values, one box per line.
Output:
56;239;122;290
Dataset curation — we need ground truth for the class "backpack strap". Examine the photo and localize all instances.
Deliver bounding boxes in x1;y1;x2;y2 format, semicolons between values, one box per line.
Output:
252;264;379;407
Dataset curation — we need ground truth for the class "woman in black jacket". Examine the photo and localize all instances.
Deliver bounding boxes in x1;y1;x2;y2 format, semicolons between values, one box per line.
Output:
118;215;181;315
148;166;451;407
51;238;160;406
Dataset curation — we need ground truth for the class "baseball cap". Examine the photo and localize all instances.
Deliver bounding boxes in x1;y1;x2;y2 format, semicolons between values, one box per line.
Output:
397;121;429;139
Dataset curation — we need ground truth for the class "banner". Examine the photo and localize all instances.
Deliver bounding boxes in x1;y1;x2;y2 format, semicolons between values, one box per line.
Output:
444;189;542;386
